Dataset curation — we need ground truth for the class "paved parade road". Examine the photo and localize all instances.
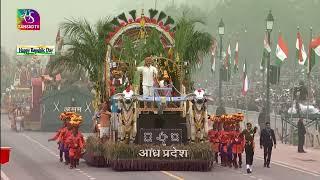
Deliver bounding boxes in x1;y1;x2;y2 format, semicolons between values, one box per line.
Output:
1;114;319;180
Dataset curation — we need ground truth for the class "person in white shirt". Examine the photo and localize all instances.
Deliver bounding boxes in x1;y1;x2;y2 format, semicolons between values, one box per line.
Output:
137;56;158;97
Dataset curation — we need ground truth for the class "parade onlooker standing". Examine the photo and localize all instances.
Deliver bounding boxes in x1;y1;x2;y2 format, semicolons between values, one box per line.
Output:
241;122;257;174
297;118;306;153
260;122;276;168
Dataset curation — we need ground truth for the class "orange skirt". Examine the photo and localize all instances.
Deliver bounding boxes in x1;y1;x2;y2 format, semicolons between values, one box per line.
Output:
69;148;81;159
232;144;244;154
212;143;219;152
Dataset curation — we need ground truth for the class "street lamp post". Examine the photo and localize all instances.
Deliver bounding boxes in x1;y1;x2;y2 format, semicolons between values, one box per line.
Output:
265;10;274;123
218;18;224;108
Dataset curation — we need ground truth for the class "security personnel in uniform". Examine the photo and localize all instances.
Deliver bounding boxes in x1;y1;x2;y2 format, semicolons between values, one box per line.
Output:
241;122;257;174
260;122;276;168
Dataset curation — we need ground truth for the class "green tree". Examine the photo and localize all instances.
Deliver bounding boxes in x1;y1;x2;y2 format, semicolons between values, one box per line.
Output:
47;18;113;101
174;15;212;90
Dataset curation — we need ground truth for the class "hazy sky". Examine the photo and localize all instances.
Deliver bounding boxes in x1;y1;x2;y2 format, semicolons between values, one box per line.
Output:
1;0;219;56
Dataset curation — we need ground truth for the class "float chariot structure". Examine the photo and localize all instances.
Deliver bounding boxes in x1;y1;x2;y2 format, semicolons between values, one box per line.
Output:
85;9;215;171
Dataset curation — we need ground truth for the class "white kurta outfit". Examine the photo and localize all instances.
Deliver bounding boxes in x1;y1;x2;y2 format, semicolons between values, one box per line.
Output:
137;66;158;97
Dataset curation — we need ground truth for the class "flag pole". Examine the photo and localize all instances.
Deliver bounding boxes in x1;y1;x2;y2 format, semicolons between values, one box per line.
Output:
289;27;299;144
245;60;249;124
306;27;313;137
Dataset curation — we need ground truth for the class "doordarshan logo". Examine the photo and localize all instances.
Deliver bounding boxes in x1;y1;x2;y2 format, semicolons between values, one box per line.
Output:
17;9;40;31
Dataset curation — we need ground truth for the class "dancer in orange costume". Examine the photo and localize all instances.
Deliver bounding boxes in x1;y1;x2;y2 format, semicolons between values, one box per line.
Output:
66;126;85;169
219;129;229;167
232;124;244;168
66;113;85;169
208;122;220;163
48;112;71;164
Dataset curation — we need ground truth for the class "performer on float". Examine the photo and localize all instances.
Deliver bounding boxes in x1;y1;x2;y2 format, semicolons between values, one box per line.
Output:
48;112;72;164
136;56;158;107
158;70;173;96
241;122;258;174
66;114;85;169
232;123;244;168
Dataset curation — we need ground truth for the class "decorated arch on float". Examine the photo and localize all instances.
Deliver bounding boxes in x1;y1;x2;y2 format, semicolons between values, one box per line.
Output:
104;9;179;98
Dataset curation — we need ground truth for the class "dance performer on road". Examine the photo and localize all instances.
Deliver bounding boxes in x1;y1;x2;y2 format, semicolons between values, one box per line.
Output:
208;121;220;164
66;114;85;169
232;124;244;168
48;112;72;164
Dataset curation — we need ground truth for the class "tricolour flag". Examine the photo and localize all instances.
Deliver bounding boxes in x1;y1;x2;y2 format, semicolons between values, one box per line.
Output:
275;33;289;65
224;44;231;69
211;41;217;72
308;36;320;73
234;41;239;73
242;59;249;96
260;51;268;72
264;32;271;53
260;32;270;72
296;31;307;65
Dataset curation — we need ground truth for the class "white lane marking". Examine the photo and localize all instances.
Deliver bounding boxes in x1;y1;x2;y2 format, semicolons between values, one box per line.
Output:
1;170;10;180
256;156;320;177
20;133;97;180
22;134;57;155
75;169;81;171
161;171;184;180
89;178;96;180
250;175;256;179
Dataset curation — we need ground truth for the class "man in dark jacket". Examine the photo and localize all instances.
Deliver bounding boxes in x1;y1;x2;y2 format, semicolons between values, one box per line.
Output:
297;118;306;153
260;122;276;168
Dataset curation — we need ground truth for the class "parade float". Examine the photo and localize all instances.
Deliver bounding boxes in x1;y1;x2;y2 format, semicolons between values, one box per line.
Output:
7;57;43;131
83;8;216;171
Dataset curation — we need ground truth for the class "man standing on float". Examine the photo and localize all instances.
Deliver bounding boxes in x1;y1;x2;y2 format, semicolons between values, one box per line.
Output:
137;56;158;107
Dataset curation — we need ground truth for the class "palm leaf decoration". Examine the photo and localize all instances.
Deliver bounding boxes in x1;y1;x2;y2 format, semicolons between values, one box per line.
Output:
174;16;212;90
148;9;158;19
111;17;120;26
164;16;175;26
118;12;128;23
157;11;167;22
46;18;113;102
129;10;137;20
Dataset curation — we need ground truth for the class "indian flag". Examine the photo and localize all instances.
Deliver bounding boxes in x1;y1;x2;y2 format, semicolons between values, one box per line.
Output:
308;36;320;74
275;33;289;65
224;44;231;69
211;41;217;72
296;31;307;65
264;32;271;53
234;41;239;73
242;59;249;96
